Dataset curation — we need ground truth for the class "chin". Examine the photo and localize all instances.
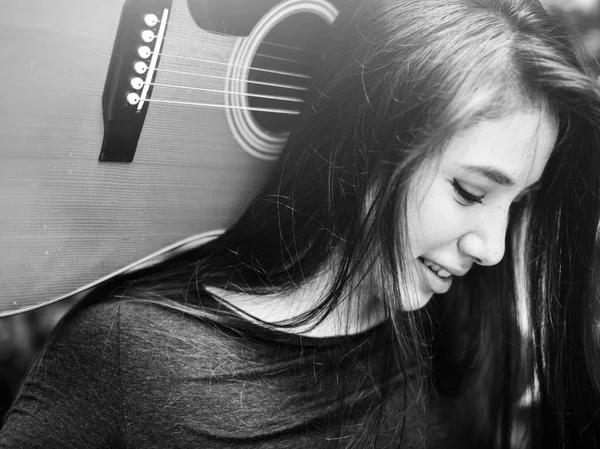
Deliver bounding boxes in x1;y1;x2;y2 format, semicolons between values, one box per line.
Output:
402;290;433;311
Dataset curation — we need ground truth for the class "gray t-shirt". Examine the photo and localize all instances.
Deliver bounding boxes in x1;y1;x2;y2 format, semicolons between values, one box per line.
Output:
0;293;464;448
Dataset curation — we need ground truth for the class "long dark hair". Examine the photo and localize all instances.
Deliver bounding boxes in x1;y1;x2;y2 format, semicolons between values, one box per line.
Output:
112;0;600;447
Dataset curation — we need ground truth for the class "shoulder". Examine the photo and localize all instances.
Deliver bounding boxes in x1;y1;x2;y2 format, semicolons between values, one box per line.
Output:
59;290;257;375
0;299;128;447
56;296;121;337
56;292;228;353
36;298;123;367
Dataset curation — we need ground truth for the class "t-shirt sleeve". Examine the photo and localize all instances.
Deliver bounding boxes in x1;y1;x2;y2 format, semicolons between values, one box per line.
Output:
0;301;126;449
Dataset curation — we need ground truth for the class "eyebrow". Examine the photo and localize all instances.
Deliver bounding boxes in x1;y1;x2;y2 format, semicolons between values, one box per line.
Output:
461;165;516;187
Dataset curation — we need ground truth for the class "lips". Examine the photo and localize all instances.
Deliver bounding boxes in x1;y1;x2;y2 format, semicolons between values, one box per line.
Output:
418;257;453;294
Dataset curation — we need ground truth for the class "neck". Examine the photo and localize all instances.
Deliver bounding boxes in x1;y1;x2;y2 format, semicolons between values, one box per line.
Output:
204;274;386;338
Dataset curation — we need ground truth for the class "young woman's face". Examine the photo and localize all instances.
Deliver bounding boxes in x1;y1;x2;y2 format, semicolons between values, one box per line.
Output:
403;108;558;310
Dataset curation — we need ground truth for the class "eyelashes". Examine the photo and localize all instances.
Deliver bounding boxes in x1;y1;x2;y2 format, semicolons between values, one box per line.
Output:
452;179;484;206
451;179;538;208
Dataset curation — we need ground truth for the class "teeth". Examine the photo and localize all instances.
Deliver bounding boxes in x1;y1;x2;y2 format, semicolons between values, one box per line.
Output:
421;258;452;278
425;260;441;271
422;258;439;271
436;268;451;278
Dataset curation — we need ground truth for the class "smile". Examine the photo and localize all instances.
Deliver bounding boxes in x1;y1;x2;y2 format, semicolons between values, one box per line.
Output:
418;257;453;294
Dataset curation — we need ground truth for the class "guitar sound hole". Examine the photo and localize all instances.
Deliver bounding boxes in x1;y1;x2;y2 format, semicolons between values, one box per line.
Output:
247;13;329;134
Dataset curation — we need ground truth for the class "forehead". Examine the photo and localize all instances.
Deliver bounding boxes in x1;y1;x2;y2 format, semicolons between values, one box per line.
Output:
440;108;558;187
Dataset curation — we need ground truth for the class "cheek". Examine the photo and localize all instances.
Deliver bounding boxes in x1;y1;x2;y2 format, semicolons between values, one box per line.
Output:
407;181;463;256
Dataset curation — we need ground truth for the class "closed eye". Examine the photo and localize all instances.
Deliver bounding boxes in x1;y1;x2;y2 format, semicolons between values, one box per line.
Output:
452;179;484;206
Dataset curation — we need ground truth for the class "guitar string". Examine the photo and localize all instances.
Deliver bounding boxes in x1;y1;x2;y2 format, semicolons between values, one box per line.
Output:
141;98;301;115
262;40;312;53
139;39;313;115
153;52;312;79
153;68;310;91
153;32;312;53
252;52;311;64
146;81;305;103
155;34;310;53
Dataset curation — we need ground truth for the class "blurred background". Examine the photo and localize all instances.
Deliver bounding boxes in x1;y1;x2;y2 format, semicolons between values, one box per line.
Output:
545;0;600;61
1;0;599;428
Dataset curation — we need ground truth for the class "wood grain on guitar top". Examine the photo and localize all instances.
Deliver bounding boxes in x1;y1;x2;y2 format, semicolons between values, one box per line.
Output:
0;0;276;313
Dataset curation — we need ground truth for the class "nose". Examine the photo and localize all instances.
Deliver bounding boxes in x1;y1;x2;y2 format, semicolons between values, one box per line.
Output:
457;213;507;267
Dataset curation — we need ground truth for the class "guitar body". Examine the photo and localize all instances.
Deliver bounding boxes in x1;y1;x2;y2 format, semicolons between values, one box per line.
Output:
0;0;341;315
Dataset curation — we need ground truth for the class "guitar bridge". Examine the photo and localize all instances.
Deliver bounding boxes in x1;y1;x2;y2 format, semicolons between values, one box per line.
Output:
99;0;172;162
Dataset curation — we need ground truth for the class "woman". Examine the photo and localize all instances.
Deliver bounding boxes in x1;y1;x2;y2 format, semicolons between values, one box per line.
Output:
2;0;600;447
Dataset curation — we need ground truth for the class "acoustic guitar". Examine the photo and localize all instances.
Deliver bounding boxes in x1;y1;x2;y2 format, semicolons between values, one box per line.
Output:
0;0;343;316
